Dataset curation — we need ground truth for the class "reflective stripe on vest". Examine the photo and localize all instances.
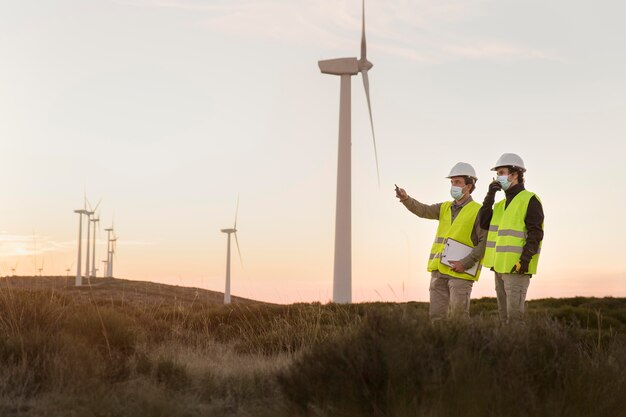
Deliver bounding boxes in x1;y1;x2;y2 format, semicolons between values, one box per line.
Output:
427;200;482;281
484;190;542;274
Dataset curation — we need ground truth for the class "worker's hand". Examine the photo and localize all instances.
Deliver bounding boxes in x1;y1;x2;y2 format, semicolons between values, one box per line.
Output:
510;259;529;274
395;186;408;202
450;260;465;273
488;180;502;195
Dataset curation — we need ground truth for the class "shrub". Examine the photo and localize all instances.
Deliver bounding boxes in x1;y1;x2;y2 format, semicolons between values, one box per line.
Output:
279;311;626;417
155;357;190;390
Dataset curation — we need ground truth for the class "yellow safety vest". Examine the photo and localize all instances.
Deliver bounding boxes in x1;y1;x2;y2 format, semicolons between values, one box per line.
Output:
427;200;482;281
483;190;542;274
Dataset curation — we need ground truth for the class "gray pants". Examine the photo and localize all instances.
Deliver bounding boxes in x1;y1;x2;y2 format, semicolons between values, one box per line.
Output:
495;273;530;324
429;271;474;321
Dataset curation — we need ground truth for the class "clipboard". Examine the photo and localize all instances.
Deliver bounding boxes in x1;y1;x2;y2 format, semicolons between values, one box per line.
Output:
440;238;480;277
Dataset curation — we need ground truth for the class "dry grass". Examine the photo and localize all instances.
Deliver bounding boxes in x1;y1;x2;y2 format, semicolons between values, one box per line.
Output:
0;277;624;416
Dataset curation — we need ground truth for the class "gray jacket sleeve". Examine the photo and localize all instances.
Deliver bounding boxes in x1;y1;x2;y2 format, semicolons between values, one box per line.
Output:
401;197;441;220
460;215;487;269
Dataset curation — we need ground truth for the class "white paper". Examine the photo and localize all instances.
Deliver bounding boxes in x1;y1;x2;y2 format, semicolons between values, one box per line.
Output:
440;238;480;277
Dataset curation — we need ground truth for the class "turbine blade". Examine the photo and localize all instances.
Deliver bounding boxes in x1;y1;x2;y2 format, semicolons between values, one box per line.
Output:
234;232;243;268
93;198;102;212
234;194;240;229
361;69;380;186
360;0;366;61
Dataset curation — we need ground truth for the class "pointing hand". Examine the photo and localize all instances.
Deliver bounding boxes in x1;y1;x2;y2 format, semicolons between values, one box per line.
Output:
395;185;408;201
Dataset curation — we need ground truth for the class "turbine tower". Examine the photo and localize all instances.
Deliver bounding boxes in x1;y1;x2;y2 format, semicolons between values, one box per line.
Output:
221;197;242;305
318;0;379;303
74;209;89;286
105;227;113;277
85;211;93;279
104;227;116;278
83;198;101;280
90;216;100;278
109;235;117;278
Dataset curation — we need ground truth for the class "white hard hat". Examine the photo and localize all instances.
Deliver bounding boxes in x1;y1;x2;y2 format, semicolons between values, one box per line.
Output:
446;162;477;180
491;153;526;172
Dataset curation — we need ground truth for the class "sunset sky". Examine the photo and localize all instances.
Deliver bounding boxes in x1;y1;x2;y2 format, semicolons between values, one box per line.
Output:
1;0;625;303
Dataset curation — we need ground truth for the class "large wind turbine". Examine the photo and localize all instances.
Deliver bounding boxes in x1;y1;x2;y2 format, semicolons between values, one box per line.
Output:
318;0;379;303
220;198;242;305
74;208;89;286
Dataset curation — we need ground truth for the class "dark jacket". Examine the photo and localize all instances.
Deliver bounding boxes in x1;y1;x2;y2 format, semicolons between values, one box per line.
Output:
478;183;544;263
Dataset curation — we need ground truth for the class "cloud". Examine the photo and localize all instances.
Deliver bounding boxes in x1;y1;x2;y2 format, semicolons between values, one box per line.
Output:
0;233;69;258
111;0;556;63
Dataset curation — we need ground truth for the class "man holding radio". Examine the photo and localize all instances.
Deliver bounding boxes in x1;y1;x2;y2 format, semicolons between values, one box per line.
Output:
479;153;544;324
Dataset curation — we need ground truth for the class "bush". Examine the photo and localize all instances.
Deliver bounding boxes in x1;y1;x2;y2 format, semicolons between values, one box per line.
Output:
155;357;190;390
279;311;626;417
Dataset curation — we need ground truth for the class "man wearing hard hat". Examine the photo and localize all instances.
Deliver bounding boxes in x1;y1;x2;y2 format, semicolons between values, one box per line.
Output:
479;153;544;324
396;162;487;321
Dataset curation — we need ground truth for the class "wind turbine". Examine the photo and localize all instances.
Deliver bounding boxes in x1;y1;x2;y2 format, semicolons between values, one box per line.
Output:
318;0;379;303
74;208;89;286
105;227;113;278
109;234;117;278
90;215;100;278
10;261;18;276
84;198;100;280
85;212;92;280
220;197;242;305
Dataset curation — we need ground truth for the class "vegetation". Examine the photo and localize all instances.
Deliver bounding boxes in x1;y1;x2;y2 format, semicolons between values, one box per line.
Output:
0;281;624;416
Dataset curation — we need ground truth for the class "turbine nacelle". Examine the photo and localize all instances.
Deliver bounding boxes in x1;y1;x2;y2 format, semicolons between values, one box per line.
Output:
318;58;359;76
221;228;237;234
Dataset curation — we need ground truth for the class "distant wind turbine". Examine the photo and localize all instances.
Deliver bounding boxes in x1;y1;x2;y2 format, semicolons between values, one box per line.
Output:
65;261;74;278
74;208;90;286
109;234;117;278
318;0;379;303
105;227;113;278
85;198;101;280
90;215;100;278
221;197;242;305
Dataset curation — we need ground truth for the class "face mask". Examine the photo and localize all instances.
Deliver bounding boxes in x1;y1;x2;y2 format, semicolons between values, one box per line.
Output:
497;175;511;191
450;186;465;201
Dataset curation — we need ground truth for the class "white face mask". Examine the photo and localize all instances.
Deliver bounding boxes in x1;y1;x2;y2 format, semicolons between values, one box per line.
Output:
450;186;465;200
497;175;511;191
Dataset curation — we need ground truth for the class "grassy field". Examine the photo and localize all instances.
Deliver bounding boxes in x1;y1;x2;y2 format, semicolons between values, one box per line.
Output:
0;277;624;416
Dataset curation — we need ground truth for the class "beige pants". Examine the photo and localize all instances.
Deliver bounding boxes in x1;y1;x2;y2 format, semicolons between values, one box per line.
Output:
495;273;530;324
429;271;474;321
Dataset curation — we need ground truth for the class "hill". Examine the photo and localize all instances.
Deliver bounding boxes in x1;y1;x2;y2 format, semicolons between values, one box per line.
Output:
0;275;263;305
